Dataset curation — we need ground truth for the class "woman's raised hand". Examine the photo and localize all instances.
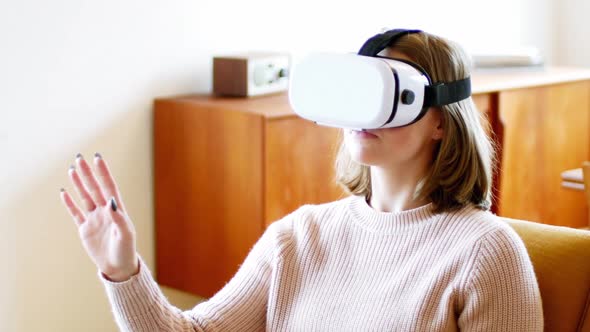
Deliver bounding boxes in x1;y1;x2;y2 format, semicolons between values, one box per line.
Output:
60;153;139;282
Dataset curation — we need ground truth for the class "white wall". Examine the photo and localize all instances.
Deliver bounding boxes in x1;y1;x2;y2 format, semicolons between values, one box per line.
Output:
0;0;552;331
553;0;590;66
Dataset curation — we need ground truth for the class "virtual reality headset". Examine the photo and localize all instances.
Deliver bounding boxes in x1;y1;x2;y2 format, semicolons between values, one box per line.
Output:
288;29;472;129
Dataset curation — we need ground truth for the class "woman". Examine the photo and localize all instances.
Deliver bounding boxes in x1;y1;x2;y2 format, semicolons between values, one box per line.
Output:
60;30;543;331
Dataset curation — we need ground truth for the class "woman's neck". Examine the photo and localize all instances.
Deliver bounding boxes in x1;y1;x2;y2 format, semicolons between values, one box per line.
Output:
368;163;430;213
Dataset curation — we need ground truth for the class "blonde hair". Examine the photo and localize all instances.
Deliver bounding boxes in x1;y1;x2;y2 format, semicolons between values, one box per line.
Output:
335;31;496;213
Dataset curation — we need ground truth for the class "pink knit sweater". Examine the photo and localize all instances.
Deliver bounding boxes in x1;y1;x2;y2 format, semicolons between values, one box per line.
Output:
100;195;544;331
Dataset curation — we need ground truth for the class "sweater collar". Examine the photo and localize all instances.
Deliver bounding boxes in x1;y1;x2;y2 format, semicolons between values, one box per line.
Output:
347;195;438;233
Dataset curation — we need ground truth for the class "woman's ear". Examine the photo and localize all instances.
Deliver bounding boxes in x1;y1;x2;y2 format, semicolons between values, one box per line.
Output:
431;108;444;140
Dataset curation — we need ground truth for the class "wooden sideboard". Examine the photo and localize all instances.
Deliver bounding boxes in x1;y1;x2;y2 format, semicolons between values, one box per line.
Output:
154;66;590;298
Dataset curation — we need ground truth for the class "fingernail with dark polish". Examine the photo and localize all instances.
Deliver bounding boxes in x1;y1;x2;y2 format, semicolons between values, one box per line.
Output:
76;153;83;160
69;165;75;172
60;188;65;193
95;152;102;159
110;197;118;212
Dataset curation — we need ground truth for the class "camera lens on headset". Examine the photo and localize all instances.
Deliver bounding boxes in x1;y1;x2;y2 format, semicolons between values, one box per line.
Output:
401;90;415;105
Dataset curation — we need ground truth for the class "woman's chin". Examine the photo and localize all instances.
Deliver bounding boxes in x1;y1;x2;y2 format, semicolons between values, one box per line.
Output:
348;151;381;166
345;138;387;166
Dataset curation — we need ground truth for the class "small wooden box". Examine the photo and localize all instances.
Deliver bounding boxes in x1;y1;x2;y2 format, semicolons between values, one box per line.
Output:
213;52;290;97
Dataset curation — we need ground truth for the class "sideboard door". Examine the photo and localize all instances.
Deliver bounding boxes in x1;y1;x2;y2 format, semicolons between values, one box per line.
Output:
498;81;590;227
265;117;344;225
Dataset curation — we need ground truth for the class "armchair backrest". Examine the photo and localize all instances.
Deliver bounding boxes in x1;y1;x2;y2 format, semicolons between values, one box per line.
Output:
503;217;590;332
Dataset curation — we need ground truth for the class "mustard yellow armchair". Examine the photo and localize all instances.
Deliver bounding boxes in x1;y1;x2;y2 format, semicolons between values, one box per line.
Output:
503;217;590;332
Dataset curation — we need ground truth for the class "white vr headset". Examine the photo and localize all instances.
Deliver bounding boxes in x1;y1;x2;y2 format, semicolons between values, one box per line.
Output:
288;29;472;129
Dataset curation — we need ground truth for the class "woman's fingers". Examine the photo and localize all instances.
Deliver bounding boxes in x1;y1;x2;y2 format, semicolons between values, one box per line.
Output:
75;154;107;207
60;188;86;226
94;153;127;213
68;165;97;212
108;197;132;235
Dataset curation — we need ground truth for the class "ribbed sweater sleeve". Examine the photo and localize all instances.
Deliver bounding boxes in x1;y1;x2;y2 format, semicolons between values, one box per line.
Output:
458;226;544;331
99;217;289;332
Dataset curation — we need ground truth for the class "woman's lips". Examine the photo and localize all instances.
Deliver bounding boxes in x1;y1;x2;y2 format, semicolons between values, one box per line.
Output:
351;129;378;139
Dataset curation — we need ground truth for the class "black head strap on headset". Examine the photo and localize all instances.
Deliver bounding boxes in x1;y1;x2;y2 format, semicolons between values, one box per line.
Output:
357;28;471;107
